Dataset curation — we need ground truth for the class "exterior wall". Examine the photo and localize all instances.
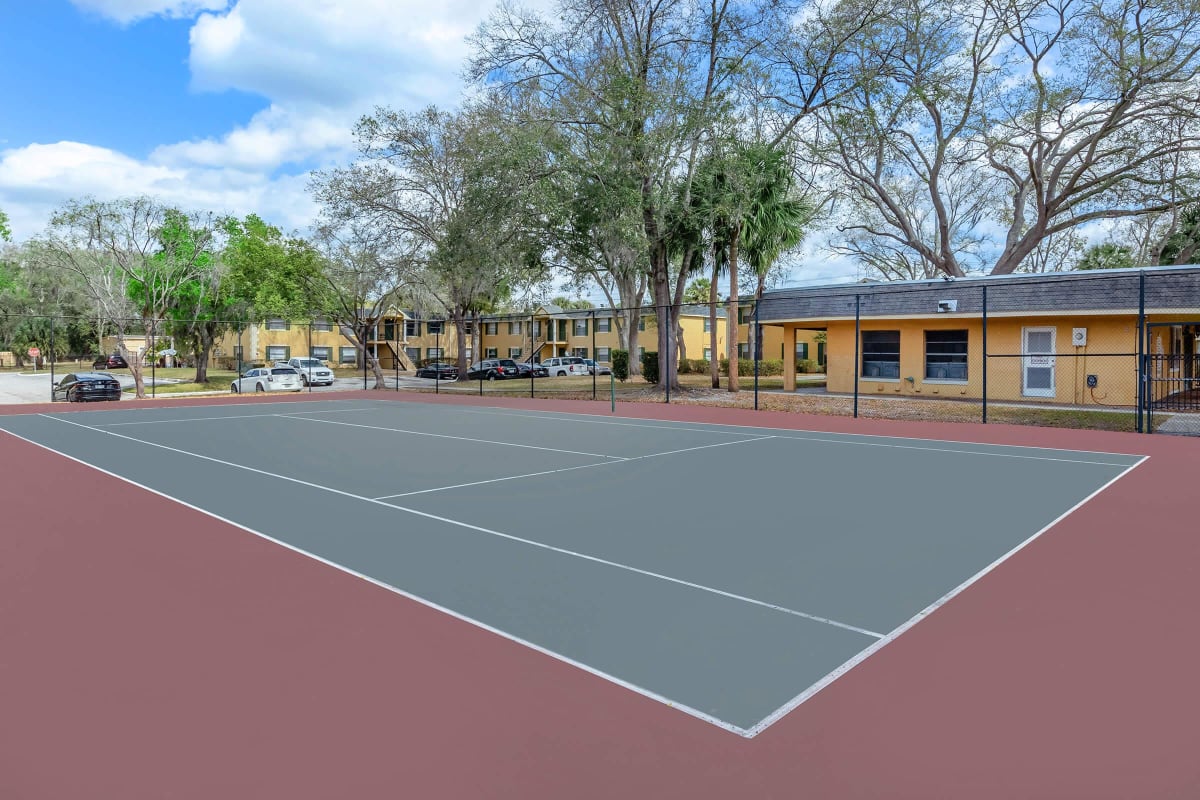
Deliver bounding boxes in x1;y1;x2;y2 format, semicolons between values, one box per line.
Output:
817;314;1145;406
213;324;347;367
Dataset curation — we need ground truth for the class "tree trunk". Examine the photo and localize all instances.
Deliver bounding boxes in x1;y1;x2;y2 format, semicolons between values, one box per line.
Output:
709;265;720;388
453;313;468;379
193;322;216;384
727;231;740;392
117;335;145;399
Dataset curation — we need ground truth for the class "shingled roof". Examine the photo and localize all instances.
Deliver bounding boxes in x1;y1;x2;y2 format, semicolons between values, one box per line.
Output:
756;266;1200;322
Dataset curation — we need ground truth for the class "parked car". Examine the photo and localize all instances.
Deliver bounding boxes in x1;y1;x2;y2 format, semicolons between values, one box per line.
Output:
230;366;303;393
415;362;459;380
53;372;122;402
284;357;335;386
513;361;549;378
91;353;129;370
466;358;517;380
541;356;589;377
582;359;612;375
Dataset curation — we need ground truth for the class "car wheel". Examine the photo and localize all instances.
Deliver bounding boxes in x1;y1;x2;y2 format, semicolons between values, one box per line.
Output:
231;383;239;393
255;383;265;393
487;373;497;381
300;374;309;386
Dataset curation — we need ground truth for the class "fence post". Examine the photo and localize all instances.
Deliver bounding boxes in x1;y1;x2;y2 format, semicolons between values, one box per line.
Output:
982;285;988;424
530;311;536;399
151;318;157;398
49;316;56;402
665;304;671;404
753;299;760;410
853;294;861;418
1137;271;1146;433
237;325;243;380
308;323;314;392
592;308;597;401
435;325;440;394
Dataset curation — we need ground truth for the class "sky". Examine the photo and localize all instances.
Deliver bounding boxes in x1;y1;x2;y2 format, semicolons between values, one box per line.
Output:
0;0;858;291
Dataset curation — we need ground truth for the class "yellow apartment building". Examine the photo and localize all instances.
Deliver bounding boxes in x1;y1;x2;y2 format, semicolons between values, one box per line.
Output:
757;266;1200;409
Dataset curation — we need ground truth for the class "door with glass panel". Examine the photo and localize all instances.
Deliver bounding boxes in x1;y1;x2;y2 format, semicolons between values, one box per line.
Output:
1022;327;1056;397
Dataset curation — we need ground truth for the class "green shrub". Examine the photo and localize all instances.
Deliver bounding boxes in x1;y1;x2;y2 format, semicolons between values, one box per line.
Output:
640;350;659;383
796;359;820;374
677;358;711;374
611;349;629;382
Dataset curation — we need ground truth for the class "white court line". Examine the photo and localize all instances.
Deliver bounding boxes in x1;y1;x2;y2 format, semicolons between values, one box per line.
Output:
742;453;1151;736
279;413;628;461
453;406;1143;466
39;413;880;639
373;436;776;500
95;407;379;426
0;425;750;737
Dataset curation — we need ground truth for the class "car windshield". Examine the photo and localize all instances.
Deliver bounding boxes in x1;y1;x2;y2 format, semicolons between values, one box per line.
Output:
296;359;322;367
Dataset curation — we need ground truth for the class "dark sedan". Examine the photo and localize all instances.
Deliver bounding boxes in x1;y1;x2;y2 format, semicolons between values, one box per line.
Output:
513;361;549;378
415;362;459;380
53;372;122;402
92;353;129;369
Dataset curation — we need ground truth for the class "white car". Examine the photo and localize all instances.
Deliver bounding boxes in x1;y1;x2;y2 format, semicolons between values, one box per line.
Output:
231;366;303;393
542;356;589;376
283;357;335;386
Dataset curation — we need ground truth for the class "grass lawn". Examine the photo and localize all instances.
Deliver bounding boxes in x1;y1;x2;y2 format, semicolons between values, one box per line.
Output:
118;368;238;395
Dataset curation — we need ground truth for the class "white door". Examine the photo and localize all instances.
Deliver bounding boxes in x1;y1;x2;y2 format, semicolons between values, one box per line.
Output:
1022;327;1056;397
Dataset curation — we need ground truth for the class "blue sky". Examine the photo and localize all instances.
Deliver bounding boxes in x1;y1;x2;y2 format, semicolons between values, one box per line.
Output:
0;2;265;157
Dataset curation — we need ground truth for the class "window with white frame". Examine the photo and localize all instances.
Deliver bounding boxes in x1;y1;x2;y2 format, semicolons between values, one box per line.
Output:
573;347;588;358
463;321;473;336
595;347;610;361
405;320;420;337
426;348;444;359
426;321;443;334
738;343;750;359
509;321;522;335
861;330;901;378
573;319;587;336
311;347;332;361
485;322;498;335
703;348;712;360
266;319;290;331
485;348;497;358
405;347;419;362
509;347;522;359
312;318;333;332
339;347;357;364
596;317;611;333
925;330;968;380
703;318;711;332
266;345;290;362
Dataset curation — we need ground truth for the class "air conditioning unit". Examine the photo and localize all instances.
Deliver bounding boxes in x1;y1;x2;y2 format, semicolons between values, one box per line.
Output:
1072;327;1088;346
937;299;958;313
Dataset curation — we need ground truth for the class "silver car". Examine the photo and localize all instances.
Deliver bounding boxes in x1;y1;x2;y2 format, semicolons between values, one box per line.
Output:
542;356;589;376
285;357;335;386
231;366;303;393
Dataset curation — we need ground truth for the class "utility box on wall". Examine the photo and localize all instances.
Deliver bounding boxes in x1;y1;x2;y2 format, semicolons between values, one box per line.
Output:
1072;327;1088;346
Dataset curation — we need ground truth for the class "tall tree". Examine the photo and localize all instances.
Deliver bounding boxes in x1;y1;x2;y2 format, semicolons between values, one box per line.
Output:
1076;242;1137;270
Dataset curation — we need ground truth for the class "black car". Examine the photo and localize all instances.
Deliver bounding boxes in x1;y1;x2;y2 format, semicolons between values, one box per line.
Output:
53;372;122;402
466;359;517;380
513;361;549;378
415;362;459;380
92;353;129;369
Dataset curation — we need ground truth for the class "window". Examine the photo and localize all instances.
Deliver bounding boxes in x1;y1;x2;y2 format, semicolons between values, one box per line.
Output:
925;330;968;381
485;322;498;336
595;347;610;361
596;317;611;333
533;321;542;339
638;317;646;331
738;343;750;359
405;320;420;337
426;321;443;335
486;348;498;358
463;321;473;336
405;347;419;362
508;321;522;335
426;348;444;359
383;320;396;341
861;330;901;378
703;318;711;332
573;347;588;358
312;318;333;332
796;342;809;360
573;319;588;336
266;345;290;362
232;346;244;361
339;347;358;364
509;347;522;359
738;306;752;324
266;319;290;331
310;347;332;361
464;348;472;361
703;348;712;361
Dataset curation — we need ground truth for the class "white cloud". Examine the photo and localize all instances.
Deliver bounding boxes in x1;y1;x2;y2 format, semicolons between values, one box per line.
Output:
70;0;229;25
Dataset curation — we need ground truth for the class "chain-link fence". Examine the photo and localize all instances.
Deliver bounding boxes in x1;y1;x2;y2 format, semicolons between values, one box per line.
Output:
4;268;1198;435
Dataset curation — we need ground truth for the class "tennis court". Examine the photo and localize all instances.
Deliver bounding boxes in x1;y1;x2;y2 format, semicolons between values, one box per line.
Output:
0;396;1145;734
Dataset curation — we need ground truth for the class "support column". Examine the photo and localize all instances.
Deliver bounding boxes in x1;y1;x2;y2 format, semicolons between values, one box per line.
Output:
783;326;797;392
